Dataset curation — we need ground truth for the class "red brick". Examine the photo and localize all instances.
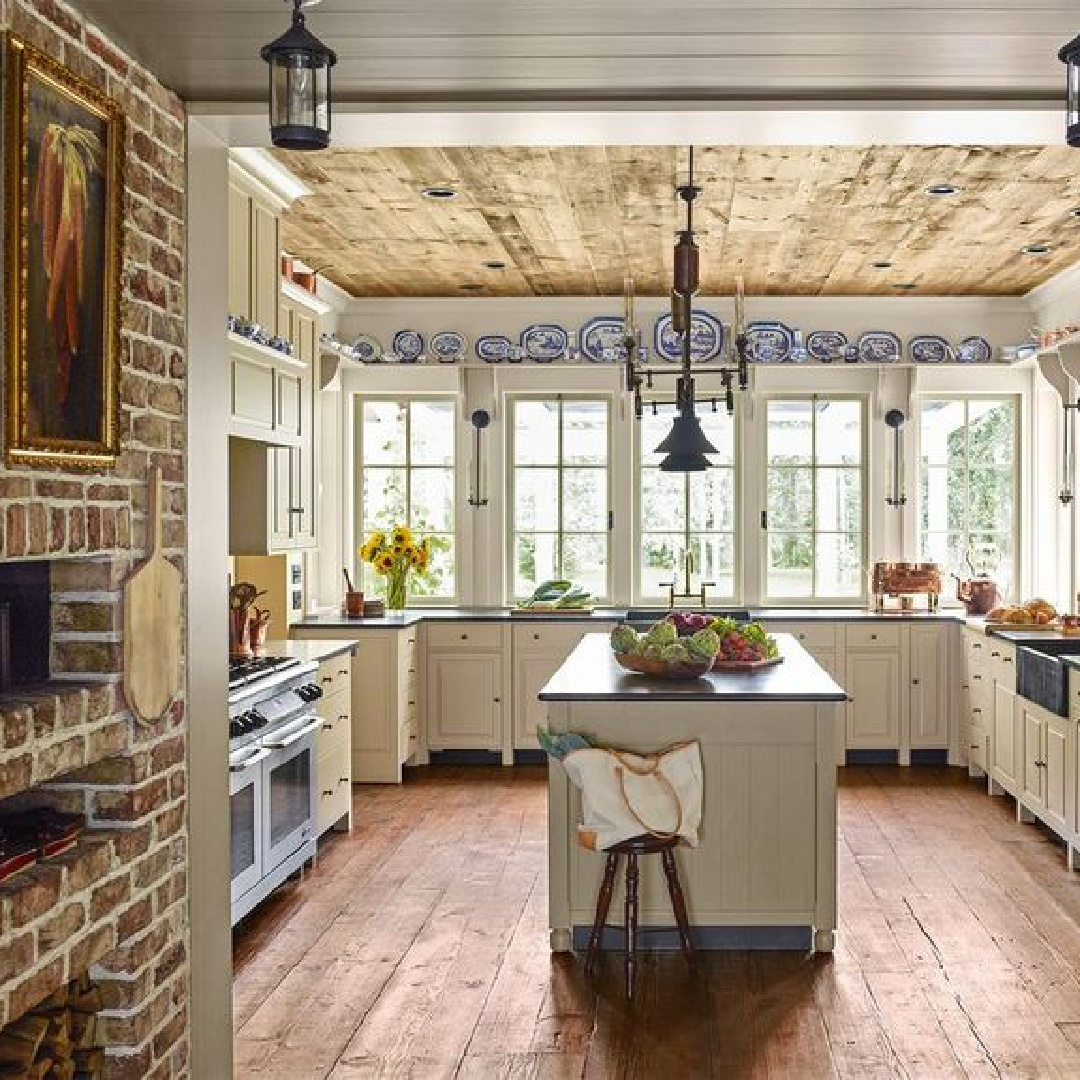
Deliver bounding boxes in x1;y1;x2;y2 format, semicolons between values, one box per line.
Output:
153;1007;186;1058
51;558;125;591
86;27;130;78
2;863;64;929
69;921;117;981
98;967;154;1011
111;823;153;863
90;874;132;921
102;1042;154;1080
37;901;86;955
150;736;185;773
33;733;87;779
94;777;168;823
153;804;184;843
60;838;116;893
7;503;27;557
117;896;154;943
26;503;48;555
0;477;33;498
53;640;123;675
0;754;32;799
9;957;65;1021
0;704;30;749
35;480;85;500
49;507;67;552
68;506;86;550
153;941;185;988
85;719;129;763
0;931;35;983
132;847;170;891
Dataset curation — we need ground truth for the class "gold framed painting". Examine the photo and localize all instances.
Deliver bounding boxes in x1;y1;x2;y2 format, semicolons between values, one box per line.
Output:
4;35;124;468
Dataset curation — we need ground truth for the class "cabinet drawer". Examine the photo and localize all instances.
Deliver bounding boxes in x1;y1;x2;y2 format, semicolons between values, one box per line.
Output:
317;655;352;699
765;622;837;652
316;752;351;834
426;622;504;650
512;622;601;653
989;642;1017;688
1072;672;1080;721
845;624;902;650
316;704;350;760
399;718;419;764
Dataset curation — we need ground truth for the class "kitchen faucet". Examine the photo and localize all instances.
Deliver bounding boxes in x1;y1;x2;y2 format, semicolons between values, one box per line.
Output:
659;550;715;608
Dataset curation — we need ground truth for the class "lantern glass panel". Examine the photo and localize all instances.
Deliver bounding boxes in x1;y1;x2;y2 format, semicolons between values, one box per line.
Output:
1069;60;1080;127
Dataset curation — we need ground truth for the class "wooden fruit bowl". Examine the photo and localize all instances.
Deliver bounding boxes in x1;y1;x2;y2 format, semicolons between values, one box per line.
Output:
711;656;784;673
613;653;713;680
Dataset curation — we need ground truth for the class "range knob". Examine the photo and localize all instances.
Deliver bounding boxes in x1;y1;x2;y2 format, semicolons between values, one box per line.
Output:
298;683;324;702
229;717;245;739
248;709;268;730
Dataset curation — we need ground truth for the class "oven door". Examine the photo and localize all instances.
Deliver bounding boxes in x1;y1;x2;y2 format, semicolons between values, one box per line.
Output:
229;744;270;907
261;714;323;877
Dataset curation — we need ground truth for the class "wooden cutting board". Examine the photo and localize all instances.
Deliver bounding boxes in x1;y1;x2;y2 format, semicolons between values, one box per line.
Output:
123;468;182;724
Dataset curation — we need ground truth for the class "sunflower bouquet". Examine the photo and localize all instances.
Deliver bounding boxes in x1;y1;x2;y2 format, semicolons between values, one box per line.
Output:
359;525;431;609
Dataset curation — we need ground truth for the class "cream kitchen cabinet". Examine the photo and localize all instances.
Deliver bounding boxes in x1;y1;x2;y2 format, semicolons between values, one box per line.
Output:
1019;697;1072;839
424;622;511;759
991;674;1021;797
962;627;992;777
908;623;951;752
314;651;353;836
511;621;615;751
228;164;282;335
843;624;906;756
293;627;419;782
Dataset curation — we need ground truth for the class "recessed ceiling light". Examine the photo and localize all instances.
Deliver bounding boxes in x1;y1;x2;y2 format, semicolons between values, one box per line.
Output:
871;261;893;269
892;283;918;290
459;283;483;292
924;183;961;196
421;186;458;200
483;260;507;270
1070;207;1080;218
1021;244;1052;256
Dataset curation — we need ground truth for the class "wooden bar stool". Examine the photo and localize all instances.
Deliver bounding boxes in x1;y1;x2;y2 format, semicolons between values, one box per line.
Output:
583;833;696;998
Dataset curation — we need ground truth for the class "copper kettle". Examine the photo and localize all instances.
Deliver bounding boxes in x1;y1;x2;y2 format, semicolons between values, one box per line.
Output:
955;575;1002;616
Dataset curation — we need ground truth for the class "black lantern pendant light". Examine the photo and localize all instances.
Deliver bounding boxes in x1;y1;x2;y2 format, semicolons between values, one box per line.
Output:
657;148;716;473
1061;35;1080;146
261;0;338;151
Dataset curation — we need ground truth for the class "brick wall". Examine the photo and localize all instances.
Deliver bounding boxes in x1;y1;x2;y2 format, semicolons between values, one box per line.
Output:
0;1;190;1078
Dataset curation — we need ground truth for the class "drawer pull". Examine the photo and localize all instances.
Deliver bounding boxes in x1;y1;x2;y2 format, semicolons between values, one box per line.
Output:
973;642;983;649
322;788;334;797
870;633;877;640
339;668;349;676
973;707;982;715
1003;656;1013;664
912;678;920;686
461;633;469;640
973;674;983;681
534;633;540;641
340;777;349;784
322;676;334;684
991;651;1000;658
324;722;333;731
494;696;501;703
408;700;416;707
339;714;349;722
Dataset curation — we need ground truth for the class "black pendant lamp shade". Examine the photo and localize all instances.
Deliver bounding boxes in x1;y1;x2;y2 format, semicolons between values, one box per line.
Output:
1062;34;1080;146
262;0;338;151
656;411;718;472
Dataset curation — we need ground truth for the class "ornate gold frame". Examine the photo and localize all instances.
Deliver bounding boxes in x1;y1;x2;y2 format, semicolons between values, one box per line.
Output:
3;35;124;469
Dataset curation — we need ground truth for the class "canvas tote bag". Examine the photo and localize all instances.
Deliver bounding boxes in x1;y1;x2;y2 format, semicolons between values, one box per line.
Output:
561;741;704;851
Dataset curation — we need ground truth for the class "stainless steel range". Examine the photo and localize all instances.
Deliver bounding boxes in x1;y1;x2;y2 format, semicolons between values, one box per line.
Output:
229;655;324;925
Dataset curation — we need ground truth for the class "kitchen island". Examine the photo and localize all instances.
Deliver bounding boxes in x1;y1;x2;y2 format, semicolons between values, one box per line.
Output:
539;632;846;953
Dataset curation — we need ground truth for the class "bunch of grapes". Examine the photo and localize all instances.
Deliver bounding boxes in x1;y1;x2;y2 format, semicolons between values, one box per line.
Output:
710;619;779;663
667;612;712;636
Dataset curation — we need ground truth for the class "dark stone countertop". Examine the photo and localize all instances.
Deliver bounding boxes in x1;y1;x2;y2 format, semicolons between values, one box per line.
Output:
538;633;847;703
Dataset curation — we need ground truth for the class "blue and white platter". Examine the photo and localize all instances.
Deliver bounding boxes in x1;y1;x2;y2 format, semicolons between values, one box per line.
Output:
475;335;512;363
392;329;424;363
579;316;627;362
430;331;467;363
745;321;795;363
521;324;569;362
351;333;382;363
857;331;902;363
955;336;993;363
908;335;950;363
654;310;724;362
805;330;847;363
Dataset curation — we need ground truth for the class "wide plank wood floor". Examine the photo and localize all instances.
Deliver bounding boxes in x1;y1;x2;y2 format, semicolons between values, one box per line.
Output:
233;765;1080;1079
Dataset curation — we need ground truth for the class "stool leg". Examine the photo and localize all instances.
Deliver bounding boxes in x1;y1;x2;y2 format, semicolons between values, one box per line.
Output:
586;852;619;976
661;848;696;972
624;852;640;998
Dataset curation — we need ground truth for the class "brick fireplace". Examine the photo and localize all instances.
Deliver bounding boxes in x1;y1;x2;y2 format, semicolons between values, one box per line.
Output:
0;1;190;1077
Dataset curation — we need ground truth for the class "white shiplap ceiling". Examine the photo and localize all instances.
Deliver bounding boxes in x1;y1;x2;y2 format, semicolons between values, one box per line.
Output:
74;0;1077;106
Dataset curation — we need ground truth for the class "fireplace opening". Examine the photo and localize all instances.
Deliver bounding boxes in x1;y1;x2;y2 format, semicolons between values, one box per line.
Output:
0;561;50;688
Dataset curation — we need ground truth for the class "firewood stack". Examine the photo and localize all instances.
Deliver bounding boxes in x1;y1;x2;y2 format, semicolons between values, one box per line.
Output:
0;975;103;1079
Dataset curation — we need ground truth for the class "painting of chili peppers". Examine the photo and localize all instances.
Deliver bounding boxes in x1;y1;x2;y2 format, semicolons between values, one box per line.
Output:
4;37;124;468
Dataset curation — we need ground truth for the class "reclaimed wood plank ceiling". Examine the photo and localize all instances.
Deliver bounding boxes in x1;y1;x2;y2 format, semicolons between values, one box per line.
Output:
275;144;1080;297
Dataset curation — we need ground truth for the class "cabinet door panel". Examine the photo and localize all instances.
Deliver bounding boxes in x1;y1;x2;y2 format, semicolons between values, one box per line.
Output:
269;445;292;548
427;653;501;749
251;200;280;334
845;650;902;748
909;625;948;748
1045;718;1069;831
514;653;560;749
230;357;275;431
992;684;1018;791
1022;707;1045;805
228;184;252;320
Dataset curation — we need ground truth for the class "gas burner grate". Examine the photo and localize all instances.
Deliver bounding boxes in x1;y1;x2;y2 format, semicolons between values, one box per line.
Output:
228;654;300;689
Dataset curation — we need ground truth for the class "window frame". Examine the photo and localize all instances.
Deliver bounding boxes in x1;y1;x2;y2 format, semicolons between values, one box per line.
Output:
505;392;613;605
759;392;870;605
352;393;460;604
632;398;742;605
915;392;1021;604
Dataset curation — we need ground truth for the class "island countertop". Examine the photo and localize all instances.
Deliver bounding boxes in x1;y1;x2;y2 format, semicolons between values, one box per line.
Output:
539;632;847;703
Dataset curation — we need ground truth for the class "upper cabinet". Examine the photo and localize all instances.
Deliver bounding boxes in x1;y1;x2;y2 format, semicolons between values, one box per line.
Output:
228;166;282;335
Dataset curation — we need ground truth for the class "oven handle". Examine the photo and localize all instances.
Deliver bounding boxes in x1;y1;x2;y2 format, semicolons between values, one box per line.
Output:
263;716;324;749
229;747;272;773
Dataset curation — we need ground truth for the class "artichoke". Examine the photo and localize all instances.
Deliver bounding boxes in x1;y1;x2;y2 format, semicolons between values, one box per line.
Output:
642;643;664;661
610;624;639;655
661;642;690;663
687;627;720;660
644;620;677;646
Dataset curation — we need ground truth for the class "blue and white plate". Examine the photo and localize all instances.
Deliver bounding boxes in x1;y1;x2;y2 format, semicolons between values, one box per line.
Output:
857;331;902;363
351;333;382;363
654;310;724;362
430;331;467;363
908;335;950;363
955;336;993;363
805;330;847;363
392;329;424;363
475;335;512;363
521;324;569;362
580;316;628;362
746;321;795;363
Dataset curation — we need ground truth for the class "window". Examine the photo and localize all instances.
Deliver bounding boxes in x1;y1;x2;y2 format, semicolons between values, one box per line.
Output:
509;397;610;601
919;397;1018;597
354;398;456;600
638;404;737;601
764;397;865;600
